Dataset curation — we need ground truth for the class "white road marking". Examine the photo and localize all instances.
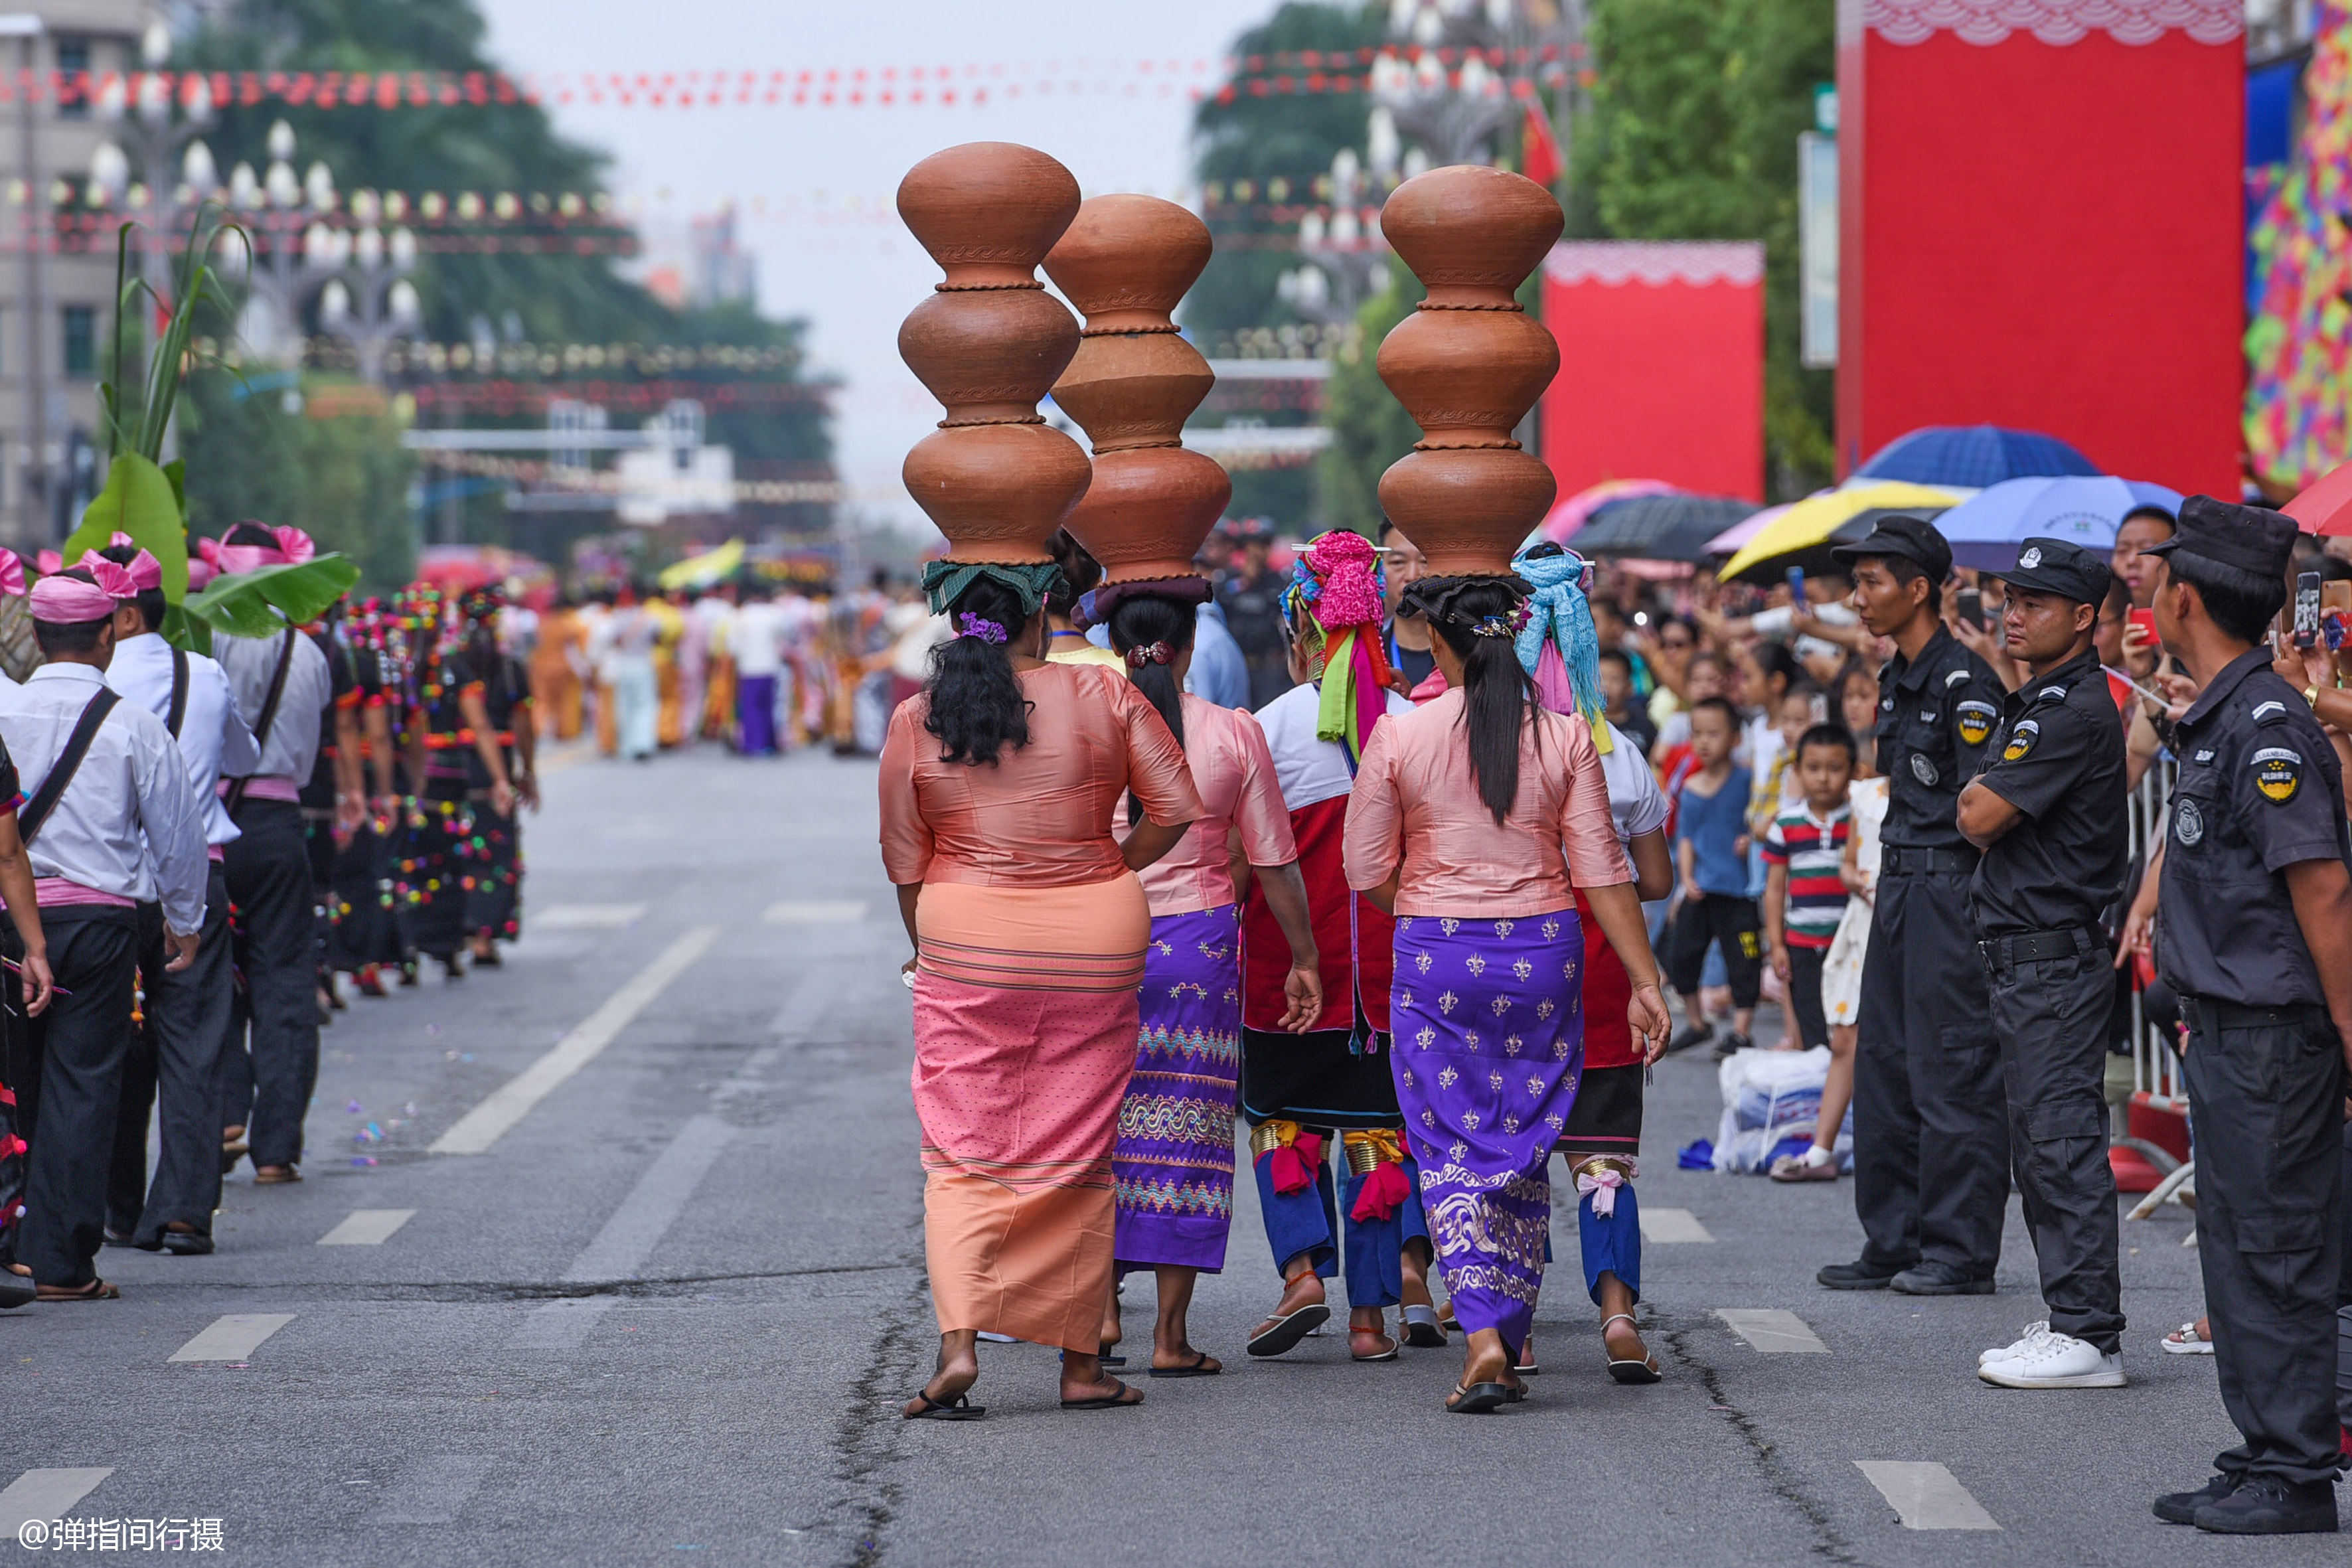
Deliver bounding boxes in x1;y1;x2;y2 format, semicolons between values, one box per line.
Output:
507;1297;613;1352
364;1454;493;1525
432;926;720;1155
169;1313;295;1363
319;1209;416;1246
0;1470;114;1535
767;972;834;1041
1854;1462;2001;1530
762;900;868;924
1638;1207;1715;1243
533;902;646;930
1716;1308;1829;1353
562;1115;736;1282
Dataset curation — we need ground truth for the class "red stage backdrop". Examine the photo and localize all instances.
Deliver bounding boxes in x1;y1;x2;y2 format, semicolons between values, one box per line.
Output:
1539;241;1765;504
1837;0;2243;493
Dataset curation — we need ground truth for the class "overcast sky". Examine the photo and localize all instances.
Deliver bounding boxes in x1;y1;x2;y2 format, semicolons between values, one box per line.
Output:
473;0;1279;531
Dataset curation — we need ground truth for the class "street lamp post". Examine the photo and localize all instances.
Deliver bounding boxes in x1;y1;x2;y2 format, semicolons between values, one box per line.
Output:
1281;147;1390;327
91;20;216;356
317;192;420;386
219;119;345;367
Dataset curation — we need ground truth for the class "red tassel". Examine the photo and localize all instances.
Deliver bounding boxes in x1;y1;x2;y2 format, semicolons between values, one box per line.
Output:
1266;1131;1324;1196
1351;1160;1411;1223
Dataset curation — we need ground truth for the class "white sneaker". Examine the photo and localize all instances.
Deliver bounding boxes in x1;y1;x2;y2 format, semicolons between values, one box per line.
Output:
1978;1320;2051;1367
1978;1330;2126;1389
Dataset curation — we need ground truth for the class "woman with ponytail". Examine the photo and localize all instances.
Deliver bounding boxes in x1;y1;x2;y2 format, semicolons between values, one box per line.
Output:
880;562;1204;1420
1345;572;1672;1413
1096;588;1322;1376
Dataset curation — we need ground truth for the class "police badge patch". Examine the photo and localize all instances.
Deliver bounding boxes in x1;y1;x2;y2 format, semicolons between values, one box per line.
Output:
1910;753;1939;786
1956;700;1996;747
2001;720;2040;763
2175;797;2203;844
2252;747;2303;804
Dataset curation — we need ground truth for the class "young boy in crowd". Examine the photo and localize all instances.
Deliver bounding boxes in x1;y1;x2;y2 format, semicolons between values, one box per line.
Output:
1667;696;1761;1057
1763;724;1856;1058
1597;647;1658;755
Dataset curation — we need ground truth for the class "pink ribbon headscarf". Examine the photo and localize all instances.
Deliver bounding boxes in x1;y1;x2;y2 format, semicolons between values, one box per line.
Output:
29;560;133;623
0;552;24;598
82;547;160;593
197;525;315;578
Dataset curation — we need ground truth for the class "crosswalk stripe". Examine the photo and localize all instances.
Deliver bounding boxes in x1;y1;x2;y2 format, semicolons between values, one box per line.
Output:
761;900;868;924
319;1210;416;1246
168;1313;295;1363
562;1115;734;1283
508;1297;612;1351
1854;1462;2001;1530
431;926;718;1155
1638;1207;1715;1243
533;902;646;930
0;1470;114;1535
1715;1308;1829;1353
365;1454;493;1525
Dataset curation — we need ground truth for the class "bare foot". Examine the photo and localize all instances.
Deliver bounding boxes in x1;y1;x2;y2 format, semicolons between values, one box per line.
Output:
902;1339;979;1418
1603;1314;1649;1364
1059;1354;1144;1406
1249;1269;1326;1343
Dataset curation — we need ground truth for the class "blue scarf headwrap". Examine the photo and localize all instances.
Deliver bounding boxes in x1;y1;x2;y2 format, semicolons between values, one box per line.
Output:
1510;545;1612;754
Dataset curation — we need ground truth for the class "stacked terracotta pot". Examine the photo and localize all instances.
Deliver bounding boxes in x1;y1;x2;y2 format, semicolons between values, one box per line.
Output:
1044;195;1229;591
1375;165;1564;578
896;142;1092;563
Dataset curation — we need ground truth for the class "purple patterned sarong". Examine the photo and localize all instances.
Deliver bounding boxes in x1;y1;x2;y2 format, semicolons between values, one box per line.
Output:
1390;907;1585;1351
1113;904;1242;1272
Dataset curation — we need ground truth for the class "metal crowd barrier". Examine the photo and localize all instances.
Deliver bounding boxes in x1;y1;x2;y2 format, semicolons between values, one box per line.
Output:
2118;754;2194;1225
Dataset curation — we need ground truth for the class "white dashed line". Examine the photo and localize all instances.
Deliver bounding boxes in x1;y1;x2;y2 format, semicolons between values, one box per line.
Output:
1637;1207;1715;1243
365;1454;493;1525
532;903;646;930
169;1313;295;1363
0;1470;114;1535
319;1210;416;1246
1716;1308;1829;1352
1854;1462;2000;1530
507;1298;613;1352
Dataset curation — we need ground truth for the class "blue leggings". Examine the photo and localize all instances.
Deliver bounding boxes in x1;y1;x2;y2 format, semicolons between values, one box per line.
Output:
1255;1146;1430;1310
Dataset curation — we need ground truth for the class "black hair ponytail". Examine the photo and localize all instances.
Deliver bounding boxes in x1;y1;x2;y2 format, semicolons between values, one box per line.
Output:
924;576;1033;766
1410;576;1535;826
1106;591;1196;824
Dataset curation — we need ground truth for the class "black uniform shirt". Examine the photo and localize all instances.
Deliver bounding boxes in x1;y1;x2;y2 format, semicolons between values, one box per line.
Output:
2157;647;2352;1008
1967;647;2129;935
1875;627;2005;852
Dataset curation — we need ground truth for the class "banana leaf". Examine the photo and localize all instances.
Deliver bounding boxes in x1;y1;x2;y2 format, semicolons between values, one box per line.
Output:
181;556;361;640
61;451;189;601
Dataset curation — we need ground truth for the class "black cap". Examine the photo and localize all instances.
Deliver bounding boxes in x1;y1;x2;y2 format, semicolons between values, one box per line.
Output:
2140;495;2299;580
1830;513;1952;582
1984;537;2110;606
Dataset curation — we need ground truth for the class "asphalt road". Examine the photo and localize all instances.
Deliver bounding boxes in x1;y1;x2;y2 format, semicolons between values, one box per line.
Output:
1;744;2335;1567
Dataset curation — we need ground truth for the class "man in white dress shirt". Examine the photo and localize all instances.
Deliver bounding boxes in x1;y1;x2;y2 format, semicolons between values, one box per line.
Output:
204;524;334;1186
0;564;206;1298
96;544;256;1253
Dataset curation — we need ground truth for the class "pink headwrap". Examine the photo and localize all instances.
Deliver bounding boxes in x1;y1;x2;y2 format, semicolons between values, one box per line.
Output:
185;558;216;591
35;550;59;576
29;573;123;623
196;525;315;578
82;547;159;593
0;553;24;598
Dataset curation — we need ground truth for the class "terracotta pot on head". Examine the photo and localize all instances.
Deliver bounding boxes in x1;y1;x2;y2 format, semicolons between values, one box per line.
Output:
896;141;1092;565
1374;165;1563;578
1043;195;1229;596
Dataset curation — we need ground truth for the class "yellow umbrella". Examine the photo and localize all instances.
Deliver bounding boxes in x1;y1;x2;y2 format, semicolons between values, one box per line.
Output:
658;538;745;591
1717;483;1959;583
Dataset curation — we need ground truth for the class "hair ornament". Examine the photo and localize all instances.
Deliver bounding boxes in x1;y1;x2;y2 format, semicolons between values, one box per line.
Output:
956;613;1008;645
1123;641;1174;668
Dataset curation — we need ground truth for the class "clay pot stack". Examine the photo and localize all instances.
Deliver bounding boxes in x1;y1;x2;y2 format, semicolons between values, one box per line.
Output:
895;142;1092;564
1043;195;1229;591
1374;165;1565;578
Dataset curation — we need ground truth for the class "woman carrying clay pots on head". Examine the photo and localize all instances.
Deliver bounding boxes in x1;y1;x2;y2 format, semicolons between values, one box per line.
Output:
1092;582;1324;1377
880;559;1204;1420
1343;572;1672;1413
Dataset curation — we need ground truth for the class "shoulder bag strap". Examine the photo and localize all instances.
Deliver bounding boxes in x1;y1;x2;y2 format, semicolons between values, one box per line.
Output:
19;688;122;846
224;627;297;815
165;647;189;739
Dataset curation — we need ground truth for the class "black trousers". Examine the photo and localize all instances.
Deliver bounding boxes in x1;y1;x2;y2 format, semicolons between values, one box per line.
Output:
1666;893;1761;1008
107;866;233;1243
1984;930;2124;1352
1784;942;1831;1052
2182;996;2345;1486
3;908;139;1288
218;800;319;1170
1851;864;2009;1275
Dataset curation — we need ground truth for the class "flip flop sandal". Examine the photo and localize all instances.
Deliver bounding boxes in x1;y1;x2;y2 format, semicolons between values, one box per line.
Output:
1436;1306;1459;1332
1057;1349;1129;1369
1148;1353;1222;1379
1059;1379;1144;1410
252;1166;301;1186
2161;1320;2216;1356
903;1391;984;1421
1502;1381;1529;1405
1400;1304;1448;1348
37;1279;118;1302
0;1273;33;1310
1603;1312;1661;1383
1514;1340;1540;1375
1350;1334;1399;1364
1446;1381;1510;1414
1245;1302;1330;1358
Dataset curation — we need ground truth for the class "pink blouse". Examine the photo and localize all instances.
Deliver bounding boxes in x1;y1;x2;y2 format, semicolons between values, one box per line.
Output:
1122;695;1298;917
1342;686;1630;917
879;663;1204;888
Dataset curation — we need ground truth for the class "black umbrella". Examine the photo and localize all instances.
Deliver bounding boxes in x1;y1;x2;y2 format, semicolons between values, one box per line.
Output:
1569;493;1763;563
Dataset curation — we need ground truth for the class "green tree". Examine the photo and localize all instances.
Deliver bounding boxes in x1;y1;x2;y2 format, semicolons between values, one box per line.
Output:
1569;0;1834;499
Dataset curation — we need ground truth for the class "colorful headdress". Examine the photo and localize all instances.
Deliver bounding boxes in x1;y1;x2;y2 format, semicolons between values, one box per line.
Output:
1281;529;1397;770
84;546;161;593
1510;544;1611;754
197;524;315;578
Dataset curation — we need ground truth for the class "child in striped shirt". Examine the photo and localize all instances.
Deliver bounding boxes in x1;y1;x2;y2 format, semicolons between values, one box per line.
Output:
1762;724;1855;1055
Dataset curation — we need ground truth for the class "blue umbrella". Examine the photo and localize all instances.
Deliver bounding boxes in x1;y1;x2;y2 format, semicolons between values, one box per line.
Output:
1855;425;2100;489
1933;475;2184;572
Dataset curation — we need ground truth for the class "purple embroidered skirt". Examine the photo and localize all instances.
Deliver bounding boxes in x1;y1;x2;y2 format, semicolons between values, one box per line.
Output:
1112;904;1243;1273
1390;908;1586;1351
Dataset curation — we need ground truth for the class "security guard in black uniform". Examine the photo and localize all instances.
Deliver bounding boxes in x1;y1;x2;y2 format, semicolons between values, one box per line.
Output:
2142;498;2352;1535
1818;516;2011;1294
1953;539;2129;1389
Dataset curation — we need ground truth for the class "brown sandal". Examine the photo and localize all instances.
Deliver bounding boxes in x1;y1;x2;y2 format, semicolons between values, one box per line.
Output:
37;1278;118;1301
252;1165;301;1185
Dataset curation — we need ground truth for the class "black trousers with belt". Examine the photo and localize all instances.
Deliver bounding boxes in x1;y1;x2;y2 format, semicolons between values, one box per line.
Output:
1982;926;2124;1352
218;800;319;1171
1850;853;2009;1277
3;907;139;1287
107;864;232;1243
2181;996;2345;1486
